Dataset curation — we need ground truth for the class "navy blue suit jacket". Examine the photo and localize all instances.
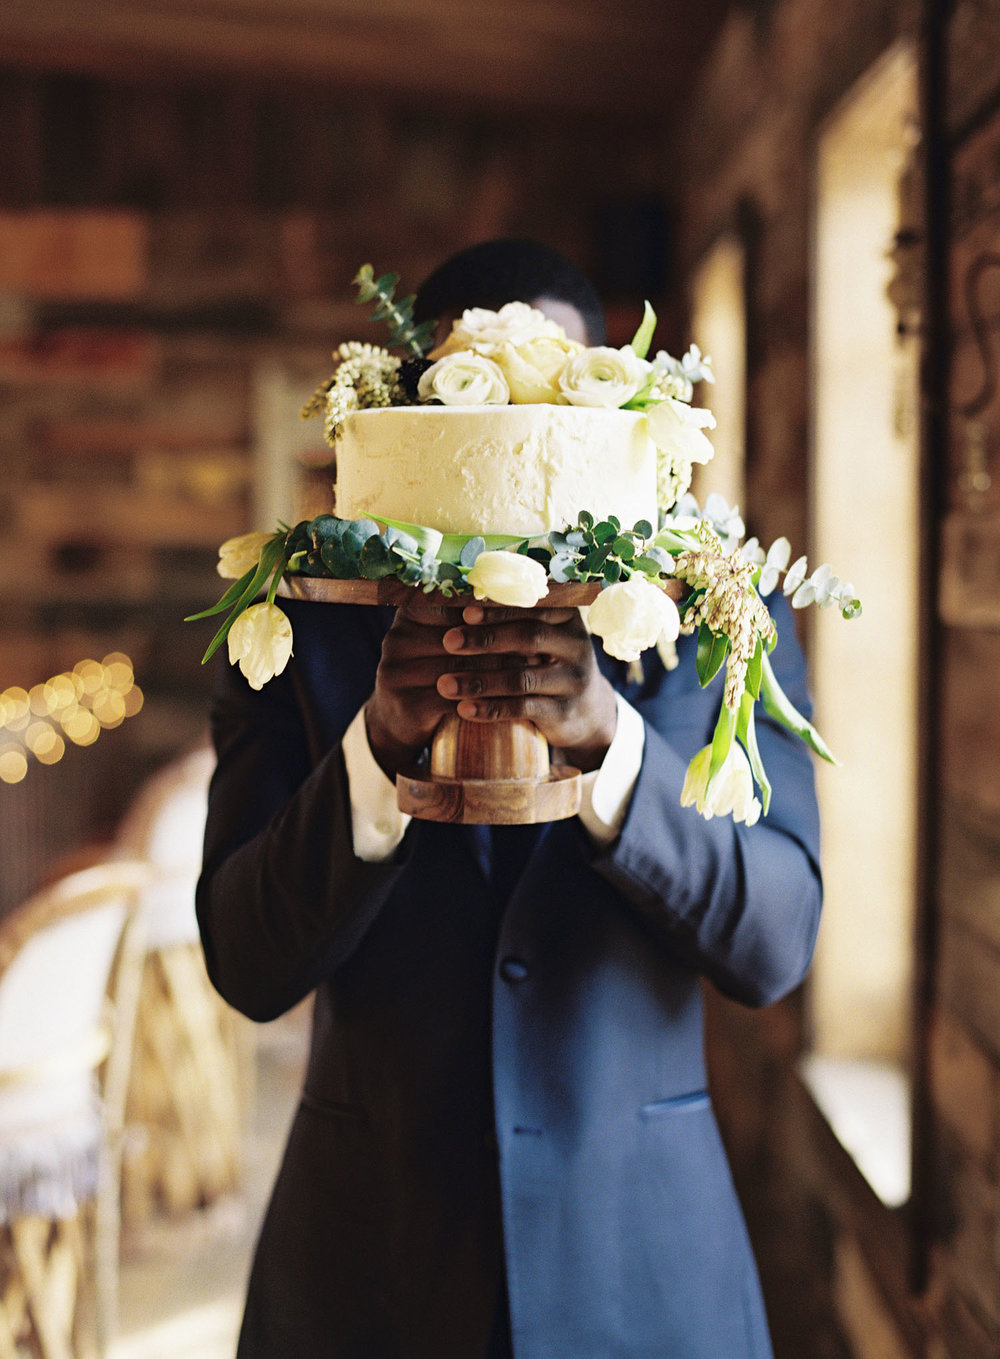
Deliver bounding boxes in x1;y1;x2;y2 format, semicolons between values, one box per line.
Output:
197;591;822;1358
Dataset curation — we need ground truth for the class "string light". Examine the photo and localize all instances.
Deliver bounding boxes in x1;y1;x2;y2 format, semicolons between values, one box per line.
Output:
0;653;144;784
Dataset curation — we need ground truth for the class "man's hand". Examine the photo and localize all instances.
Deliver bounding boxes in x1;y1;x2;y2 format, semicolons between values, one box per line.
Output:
438;603;617;773
364;598;465;780
366;598;618;779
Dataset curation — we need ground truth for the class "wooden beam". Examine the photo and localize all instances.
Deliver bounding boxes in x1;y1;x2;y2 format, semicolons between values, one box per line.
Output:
0;0;725;120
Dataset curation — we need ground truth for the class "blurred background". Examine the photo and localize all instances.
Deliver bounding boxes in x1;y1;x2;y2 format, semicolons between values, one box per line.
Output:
0;1;998;1356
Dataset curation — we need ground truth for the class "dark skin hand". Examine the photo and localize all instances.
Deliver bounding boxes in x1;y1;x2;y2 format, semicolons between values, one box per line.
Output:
364;598;618;780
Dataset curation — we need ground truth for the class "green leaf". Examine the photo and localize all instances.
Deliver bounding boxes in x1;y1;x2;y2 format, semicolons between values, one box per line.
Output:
184;566;256;622
632;518;653;538
696;623;729;687
634;553;666;577
707;703;736;787
199;538;285;664
759;651;838;764
745;635;763;701
582;542;612;575
603;559;622;583
737;694;771;815
612;536;636;560
628;300;657;360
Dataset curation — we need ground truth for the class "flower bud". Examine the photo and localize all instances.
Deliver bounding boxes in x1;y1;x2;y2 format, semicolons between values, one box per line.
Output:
227;602;294;690
680;741;762;827
587;576;680;663
217;531;274;580
465;550;549;608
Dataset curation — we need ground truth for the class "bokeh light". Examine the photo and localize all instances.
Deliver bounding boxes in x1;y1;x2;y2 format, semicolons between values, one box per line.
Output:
0;653;142;776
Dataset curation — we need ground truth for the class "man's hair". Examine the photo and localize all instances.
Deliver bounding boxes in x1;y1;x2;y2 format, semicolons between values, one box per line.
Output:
413;239;606;345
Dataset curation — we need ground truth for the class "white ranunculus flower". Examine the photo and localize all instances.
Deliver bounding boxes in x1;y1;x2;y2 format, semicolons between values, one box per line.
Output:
680;741;762;827
465;551;549;608
227;602;294;691
217;531;274;579
418;352;510;406
644;396;717;466
586;576;681;663
558;344;652;409
491;335;583;404
430;302;565;358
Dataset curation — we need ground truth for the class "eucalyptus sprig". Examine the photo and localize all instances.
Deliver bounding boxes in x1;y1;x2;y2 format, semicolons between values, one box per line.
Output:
353;264;436;358
545;513;673;587
740;535;862;619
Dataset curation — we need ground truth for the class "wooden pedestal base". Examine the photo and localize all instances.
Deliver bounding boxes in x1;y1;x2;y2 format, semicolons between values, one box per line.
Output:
396;712;581;824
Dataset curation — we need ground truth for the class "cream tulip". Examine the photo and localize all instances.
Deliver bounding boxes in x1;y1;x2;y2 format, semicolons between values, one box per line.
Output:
587;576;680;663
680;741;762;827
227;602;294;691
217;531;274;580
465;551;549;608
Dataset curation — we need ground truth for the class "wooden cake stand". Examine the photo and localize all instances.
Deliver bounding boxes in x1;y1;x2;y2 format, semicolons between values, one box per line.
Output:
278;575;683;825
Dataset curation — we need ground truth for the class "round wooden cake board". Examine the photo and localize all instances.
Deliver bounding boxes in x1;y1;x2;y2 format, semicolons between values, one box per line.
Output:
276;573;682;825
276;576;617;606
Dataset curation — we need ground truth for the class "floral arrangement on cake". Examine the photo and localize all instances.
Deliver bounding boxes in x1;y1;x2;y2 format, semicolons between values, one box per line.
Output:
188;265;860;826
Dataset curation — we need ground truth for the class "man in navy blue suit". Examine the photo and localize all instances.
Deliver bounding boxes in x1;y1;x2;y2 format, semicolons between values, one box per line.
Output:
197;240;822;1357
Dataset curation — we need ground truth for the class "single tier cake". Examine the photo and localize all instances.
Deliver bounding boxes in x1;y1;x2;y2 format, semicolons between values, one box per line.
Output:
333;404;658;537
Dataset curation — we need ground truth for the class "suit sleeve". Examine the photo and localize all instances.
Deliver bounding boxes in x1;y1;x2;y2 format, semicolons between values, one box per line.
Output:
593;590;823;1009
195;611;413;1023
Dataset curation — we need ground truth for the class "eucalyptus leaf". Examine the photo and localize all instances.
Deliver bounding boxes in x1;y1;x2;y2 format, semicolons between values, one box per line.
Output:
358;536;399;579
634;554;665;577
309;515;342;547
459;536;487;568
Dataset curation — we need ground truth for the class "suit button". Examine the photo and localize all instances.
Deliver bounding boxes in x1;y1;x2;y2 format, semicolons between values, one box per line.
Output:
500;957;530;982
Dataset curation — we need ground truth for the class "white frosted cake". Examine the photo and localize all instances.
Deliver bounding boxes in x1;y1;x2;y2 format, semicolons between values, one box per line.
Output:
333;404;658;536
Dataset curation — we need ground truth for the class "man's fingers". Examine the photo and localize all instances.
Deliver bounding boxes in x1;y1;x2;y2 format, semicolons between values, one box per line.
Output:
437;661;580;702
461;603;578;626
396;597;470;625
442;618;584;658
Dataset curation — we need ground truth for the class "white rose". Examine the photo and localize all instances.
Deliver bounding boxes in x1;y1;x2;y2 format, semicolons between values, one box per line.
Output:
492;335;583;404
465;550;549;608
431;302;564;358
558;345;652;408
418;352;510;406
586;576;680;662
217;531;274;579
644;396;716;466
680;741;762;827
227;602;294;691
